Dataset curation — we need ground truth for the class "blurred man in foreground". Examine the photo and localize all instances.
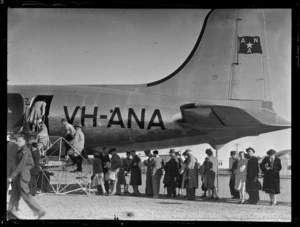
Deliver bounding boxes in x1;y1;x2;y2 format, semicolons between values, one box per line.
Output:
7;134;46;219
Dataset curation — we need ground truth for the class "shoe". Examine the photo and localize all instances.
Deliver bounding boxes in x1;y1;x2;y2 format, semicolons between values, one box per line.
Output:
237;201;245;204
200;195;207;198
214;197;219;200
270;202;275;206
37;211;46;219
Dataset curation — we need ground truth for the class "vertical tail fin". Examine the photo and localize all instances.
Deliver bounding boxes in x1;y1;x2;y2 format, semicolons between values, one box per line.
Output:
230;9;272;101
146;9;273;102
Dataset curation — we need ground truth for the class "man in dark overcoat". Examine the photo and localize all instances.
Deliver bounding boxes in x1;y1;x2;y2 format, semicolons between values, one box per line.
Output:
7;134;46;219
245;147;260;204
163;149;179;197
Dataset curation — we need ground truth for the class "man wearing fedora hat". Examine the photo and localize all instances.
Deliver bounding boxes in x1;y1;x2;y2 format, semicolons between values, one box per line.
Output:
163;149;179;198
245;147;260;204
68;123;85;172
182;149;198;200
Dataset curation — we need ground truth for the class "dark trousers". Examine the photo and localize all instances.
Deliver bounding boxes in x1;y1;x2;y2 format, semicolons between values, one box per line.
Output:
8;174;44;214
29;175;38;196
248;191;260;204
229;175;240;198
187;188;196;200
167;181;176;197
76;155;83;171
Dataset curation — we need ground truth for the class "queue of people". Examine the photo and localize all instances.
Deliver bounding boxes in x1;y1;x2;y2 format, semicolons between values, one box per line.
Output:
7;120;283;220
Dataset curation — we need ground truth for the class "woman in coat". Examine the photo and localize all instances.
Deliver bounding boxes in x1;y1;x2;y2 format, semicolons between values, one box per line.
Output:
260;149;282;205
234;151;248;204
129;150;142;196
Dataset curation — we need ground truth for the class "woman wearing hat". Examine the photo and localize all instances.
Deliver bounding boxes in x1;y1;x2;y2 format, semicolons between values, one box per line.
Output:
260;149;282;205
129;150;142;196
234;151;248;204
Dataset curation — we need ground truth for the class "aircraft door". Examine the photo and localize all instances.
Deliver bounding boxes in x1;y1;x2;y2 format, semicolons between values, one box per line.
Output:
7;93;25;134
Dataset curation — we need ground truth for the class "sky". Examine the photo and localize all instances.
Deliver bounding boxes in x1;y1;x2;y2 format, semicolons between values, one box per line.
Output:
7;9;291;167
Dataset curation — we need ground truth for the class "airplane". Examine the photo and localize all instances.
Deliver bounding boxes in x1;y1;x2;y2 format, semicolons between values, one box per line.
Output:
7;9;291;155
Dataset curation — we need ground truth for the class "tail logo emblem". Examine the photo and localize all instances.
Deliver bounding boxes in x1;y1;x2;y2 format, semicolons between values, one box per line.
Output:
238;36;263;54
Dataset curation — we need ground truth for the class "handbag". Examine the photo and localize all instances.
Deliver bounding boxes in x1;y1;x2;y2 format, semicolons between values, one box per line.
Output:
105;170;116;181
